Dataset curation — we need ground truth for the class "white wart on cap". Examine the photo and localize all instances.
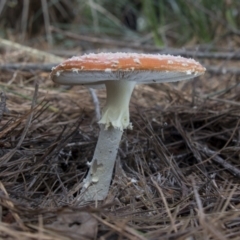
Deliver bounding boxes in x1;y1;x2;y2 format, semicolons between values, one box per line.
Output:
51;52;205;130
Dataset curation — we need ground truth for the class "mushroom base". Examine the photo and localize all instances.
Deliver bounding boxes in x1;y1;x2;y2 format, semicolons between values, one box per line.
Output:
98;81;136;130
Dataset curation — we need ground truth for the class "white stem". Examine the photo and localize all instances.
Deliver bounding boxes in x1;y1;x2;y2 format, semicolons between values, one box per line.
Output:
79;80;136;202
79;125;123;201
99;81;136;130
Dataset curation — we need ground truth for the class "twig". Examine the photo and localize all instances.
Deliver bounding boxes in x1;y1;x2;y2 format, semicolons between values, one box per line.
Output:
0;149;39;158
199;146;240;178
88;88;101;121
41;0;53;46
207;66;240;75
203;82;239;98
0;0;6;15
0;38;63;63
21;0;29;42
151;178;177;233
0;63;56;71
206;97;240;107
0;83;59;113
0;82;38;165
192;179;227;240
176;117;240;178
0;181;26;229
92;213;147;240
139;116;188;192
88;0;99;33
0;92;7;121
53;0;71;18
86;0;125;29
50;26;142;49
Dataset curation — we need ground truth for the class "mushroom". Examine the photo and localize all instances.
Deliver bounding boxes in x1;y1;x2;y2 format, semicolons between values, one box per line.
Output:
51;52;206;202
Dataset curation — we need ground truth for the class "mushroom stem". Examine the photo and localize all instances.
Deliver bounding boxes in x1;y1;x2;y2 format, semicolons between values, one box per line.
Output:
99;81;136;130
79;80;136;201
79;125;123;201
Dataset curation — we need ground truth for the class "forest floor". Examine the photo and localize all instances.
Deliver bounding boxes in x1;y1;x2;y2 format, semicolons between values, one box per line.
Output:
0;41;240;239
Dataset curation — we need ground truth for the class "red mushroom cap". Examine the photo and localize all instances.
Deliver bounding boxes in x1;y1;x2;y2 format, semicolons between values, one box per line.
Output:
51;52;206;85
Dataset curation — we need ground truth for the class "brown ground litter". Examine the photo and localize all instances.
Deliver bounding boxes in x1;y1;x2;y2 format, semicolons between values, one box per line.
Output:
0;48;240;239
